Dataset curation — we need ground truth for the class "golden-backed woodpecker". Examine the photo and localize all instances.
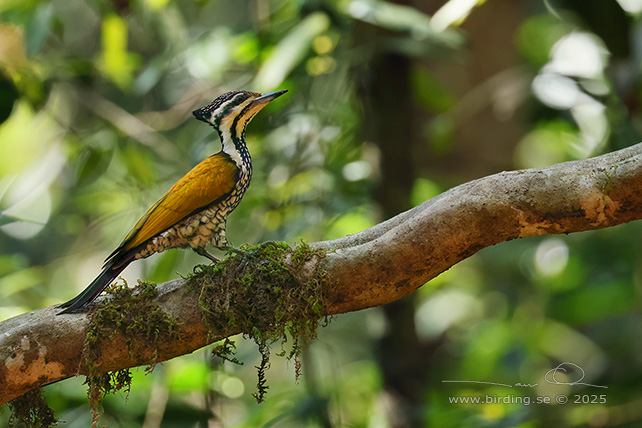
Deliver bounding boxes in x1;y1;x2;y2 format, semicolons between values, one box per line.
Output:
58;89;287;314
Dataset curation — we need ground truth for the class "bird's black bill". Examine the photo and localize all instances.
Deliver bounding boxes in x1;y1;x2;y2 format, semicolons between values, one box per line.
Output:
254;89;288;104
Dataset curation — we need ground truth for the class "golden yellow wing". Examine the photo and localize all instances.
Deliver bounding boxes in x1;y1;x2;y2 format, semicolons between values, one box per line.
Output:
117;154;238;252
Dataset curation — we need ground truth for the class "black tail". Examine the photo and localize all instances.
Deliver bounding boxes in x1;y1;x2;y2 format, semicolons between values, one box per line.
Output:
57;263;128;314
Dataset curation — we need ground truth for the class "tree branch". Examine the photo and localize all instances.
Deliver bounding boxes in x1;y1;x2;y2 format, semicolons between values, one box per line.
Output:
2;142;642;405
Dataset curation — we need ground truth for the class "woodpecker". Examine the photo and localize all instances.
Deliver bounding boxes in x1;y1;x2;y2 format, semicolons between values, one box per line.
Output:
59;89;287;314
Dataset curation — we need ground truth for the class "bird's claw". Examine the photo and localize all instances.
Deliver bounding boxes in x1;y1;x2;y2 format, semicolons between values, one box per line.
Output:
193;263;210;273
226;248;254;271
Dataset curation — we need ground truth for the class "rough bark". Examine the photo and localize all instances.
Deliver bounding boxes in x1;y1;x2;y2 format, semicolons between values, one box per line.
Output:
2;142;642;405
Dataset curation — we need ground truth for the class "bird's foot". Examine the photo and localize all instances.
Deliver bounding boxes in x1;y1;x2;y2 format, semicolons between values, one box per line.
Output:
220;245;255;267
230;247;258;258
225;241;280;259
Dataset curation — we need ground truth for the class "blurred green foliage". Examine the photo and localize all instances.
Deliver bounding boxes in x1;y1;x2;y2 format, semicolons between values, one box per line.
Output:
2;0;642;427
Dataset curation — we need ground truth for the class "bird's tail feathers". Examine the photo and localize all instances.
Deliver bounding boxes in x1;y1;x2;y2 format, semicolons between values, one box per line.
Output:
57;263;127;314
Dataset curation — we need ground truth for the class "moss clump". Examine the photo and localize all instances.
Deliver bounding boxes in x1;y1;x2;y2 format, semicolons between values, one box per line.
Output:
83;279;179;426
7;388;57;428
194;240;329;402
210;337;242;365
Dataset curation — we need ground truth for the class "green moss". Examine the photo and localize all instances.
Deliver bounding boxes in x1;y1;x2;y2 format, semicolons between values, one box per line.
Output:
194;240;329;402
82;279;179;425
210;338;242;365
7;388;57;428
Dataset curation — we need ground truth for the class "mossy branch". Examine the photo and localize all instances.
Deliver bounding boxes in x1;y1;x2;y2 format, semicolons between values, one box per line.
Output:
3;142;642;406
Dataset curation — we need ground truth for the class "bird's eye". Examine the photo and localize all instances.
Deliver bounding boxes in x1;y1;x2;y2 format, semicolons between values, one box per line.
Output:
231;92;249;106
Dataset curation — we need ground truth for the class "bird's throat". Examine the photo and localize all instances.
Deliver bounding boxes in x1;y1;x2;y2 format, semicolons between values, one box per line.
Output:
218;128;251;171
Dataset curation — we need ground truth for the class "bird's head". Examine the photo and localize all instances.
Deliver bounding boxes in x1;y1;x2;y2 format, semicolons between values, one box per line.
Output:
193;90;287;136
